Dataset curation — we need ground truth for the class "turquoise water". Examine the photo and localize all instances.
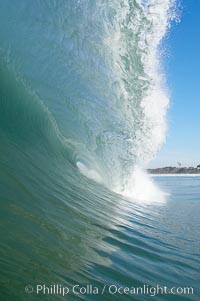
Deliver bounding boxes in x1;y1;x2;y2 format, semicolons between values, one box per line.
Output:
0;1;199;300
1;165;200;301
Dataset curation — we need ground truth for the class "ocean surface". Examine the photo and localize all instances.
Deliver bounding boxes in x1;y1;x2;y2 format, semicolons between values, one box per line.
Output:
0;0;199;300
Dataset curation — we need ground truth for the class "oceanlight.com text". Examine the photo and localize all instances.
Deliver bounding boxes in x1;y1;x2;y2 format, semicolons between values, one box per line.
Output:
25;283;194;297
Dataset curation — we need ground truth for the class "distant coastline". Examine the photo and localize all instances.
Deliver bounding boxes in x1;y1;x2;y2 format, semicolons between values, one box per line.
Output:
148;166;200;174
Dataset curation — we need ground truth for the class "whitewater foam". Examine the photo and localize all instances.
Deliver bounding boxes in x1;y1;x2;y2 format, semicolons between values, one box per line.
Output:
104;0;176;167
101;0;177;195
115;166;167;203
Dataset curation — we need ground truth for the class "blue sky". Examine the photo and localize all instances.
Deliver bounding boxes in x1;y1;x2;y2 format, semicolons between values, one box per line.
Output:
150;0;200;168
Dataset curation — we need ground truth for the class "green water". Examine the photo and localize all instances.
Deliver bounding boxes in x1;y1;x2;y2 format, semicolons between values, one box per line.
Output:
0;1;199;300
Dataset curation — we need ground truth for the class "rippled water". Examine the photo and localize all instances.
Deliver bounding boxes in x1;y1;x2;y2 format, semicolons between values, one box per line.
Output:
0;1;199;300
1;166;199;300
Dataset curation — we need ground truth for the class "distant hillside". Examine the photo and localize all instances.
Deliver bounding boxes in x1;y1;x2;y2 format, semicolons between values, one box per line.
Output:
148;166;200;174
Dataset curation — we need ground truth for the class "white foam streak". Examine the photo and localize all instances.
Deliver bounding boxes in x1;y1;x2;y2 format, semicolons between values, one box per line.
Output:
76;161;102;184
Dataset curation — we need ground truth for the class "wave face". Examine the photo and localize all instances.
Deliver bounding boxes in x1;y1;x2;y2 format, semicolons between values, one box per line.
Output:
0;0;175;192
2;2;199;301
